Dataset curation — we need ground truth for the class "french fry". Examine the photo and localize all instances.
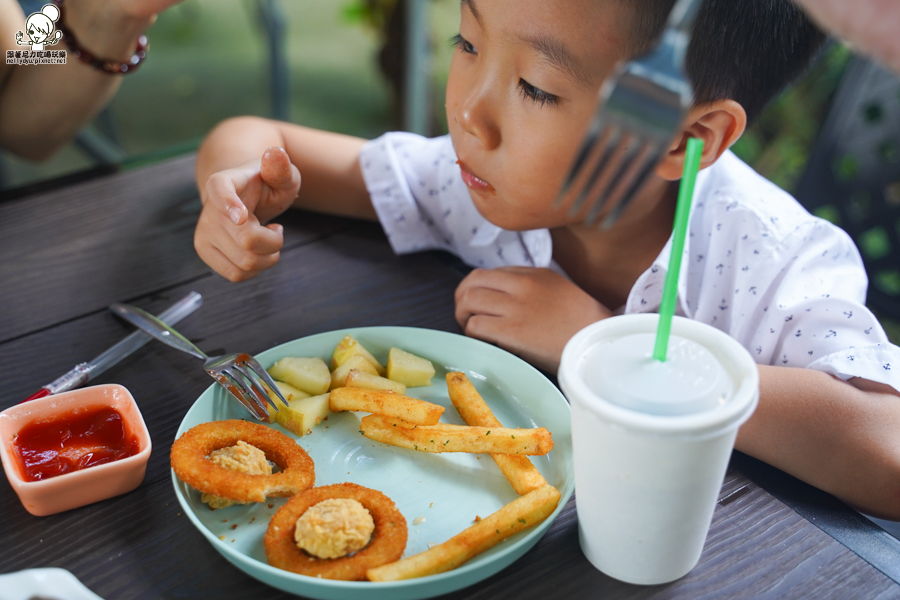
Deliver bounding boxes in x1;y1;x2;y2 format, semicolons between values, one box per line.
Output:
367;484;561;581
329;387;444;425
447;372;547;495
359;414;553;455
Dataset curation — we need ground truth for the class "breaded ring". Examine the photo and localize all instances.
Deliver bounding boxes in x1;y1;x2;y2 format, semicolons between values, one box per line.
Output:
171;420;314;503
265;483;407;580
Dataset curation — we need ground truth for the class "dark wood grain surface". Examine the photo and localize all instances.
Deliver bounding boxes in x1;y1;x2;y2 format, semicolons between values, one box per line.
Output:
1;155;898;600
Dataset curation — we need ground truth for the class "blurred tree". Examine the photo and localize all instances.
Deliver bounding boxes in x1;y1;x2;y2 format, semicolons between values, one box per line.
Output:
733;43;853;194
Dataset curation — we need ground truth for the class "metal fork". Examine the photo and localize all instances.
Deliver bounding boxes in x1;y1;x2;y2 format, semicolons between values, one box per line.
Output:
109;302;289;421
557;0;702;228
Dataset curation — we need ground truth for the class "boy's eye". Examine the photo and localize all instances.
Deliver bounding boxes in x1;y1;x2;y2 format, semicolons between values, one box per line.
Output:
518;79;560;108
451;34;476;55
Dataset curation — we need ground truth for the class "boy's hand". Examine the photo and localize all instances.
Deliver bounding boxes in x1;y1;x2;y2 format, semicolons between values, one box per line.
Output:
194;147;301;282
454;267;612;373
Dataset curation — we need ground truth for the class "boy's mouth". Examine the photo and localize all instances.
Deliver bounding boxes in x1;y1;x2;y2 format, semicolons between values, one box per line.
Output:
456;160;495;193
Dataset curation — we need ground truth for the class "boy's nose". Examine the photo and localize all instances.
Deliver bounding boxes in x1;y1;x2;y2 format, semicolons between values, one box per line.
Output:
455;92;501;151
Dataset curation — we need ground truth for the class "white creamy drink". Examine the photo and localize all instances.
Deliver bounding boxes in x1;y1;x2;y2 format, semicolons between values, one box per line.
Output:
559;315;758;585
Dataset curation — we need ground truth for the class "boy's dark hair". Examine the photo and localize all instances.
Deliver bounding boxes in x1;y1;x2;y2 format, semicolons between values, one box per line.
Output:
630;0;827;124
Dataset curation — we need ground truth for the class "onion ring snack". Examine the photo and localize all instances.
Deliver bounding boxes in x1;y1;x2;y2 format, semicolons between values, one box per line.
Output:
265;483;407;580
171;420;315;503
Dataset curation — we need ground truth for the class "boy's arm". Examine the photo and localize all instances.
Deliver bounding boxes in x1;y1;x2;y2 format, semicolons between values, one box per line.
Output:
737;366;900;520
194;117;374;281
196;116;375;220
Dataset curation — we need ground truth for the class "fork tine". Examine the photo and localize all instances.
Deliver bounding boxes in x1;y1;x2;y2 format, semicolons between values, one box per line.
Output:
582;134;647;226
222;367;270;420
209;369;263;419
600;146;663;229
569;126;627;216
557;114;613;207
232;363;277;412
243;359;290;410
584;139;656;226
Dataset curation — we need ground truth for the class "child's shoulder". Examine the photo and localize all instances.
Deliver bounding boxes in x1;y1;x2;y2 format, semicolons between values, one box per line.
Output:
692;150;844;249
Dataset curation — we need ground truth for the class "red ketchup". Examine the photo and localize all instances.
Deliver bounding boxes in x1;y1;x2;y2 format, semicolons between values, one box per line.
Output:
12;406;141;481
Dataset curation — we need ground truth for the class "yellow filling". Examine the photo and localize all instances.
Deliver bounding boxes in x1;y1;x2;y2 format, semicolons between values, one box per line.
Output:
294;498;375;559
201;441;272;509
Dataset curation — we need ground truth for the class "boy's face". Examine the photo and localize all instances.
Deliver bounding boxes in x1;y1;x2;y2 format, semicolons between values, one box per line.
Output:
446;0;633;231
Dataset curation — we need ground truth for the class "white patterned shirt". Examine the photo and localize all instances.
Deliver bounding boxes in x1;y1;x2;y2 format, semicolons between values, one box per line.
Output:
359;132;900;392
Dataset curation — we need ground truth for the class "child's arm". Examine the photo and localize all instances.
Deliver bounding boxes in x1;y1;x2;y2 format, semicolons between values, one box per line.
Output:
737;367;900;520
194;117;375;281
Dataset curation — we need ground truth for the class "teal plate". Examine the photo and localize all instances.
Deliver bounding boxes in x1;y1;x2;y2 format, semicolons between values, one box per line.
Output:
172;326;574;600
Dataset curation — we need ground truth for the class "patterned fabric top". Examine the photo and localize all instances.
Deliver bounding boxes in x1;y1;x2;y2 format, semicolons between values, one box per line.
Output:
360;132;899;392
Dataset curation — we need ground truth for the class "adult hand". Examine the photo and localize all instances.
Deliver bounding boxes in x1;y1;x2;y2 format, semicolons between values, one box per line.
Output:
792;0;900;73
194;147;301;282
64;0;185;60
454;267;612;373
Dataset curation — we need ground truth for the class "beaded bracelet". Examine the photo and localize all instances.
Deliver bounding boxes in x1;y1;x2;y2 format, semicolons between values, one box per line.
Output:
53;0;148;75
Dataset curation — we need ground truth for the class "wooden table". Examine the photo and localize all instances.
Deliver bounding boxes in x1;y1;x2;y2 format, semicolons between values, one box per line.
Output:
1;155;898;600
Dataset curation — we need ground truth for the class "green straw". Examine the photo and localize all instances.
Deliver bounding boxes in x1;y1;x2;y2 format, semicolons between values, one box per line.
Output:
652;137;704;362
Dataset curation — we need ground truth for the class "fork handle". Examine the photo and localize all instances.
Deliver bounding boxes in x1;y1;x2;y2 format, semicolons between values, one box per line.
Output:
110;302;208;361
667;0;702;34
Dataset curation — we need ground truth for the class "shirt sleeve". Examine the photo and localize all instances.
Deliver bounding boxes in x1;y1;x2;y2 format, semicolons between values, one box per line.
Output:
701;206;900;393
358;132;552;269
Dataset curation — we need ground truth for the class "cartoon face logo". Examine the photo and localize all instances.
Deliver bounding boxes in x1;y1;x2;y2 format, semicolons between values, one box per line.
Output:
15;4;63;51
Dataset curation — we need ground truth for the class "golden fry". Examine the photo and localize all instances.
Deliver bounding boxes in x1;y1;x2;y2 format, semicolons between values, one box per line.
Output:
359;415;553;455
446;372;547;495
329;387;445;425
366;484;561;581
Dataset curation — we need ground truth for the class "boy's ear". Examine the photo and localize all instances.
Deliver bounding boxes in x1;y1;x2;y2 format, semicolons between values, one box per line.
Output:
654;100;747;181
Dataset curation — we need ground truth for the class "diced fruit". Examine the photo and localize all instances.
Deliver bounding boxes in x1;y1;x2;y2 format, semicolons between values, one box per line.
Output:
330;354;379;390
330;335;386;375
268;357;331;396
346;369;407;394
386;347;435;387
276;393;332;436
266;381;311;423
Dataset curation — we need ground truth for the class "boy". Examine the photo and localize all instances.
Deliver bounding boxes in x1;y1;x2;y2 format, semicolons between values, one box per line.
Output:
193;0;900;519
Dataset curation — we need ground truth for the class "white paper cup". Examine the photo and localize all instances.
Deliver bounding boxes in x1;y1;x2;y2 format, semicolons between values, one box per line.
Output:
558;314;759;585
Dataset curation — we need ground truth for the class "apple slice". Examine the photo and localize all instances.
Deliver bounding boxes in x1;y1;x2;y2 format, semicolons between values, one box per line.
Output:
330;354;379;390
346;369;407;394
275;393;332;436
266;381;310;423
267;357;330;395
386;347;435;387
330;335;386;375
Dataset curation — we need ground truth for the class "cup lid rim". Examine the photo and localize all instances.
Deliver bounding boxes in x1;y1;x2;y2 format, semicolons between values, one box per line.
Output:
558;315;759;438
